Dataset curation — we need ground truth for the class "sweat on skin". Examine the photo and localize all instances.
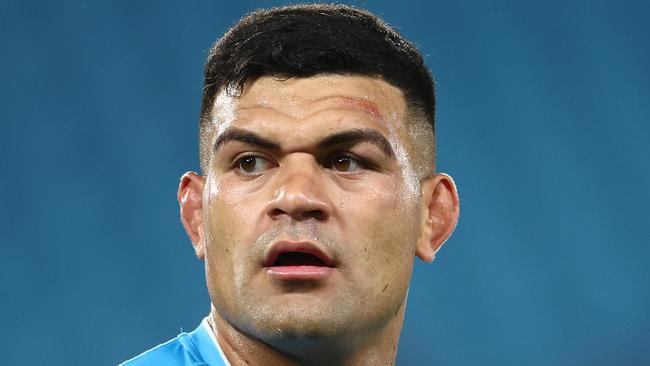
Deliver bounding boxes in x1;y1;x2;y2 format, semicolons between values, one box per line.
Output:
177;74;460;366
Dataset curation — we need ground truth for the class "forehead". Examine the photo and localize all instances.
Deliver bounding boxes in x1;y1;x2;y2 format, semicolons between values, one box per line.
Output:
211;75;407;133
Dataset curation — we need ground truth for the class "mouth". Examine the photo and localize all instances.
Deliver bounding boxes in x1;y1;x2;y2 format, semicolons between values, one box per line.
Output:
264;241;336;280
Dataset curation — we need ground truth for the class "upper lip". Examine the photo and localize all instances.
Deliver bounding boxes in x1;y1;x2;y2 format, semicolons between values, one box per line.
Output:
264;240;337;267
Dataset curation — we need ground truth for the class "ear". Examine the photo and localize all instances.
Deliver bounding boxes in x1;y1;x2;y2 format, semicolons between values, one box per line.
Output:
178;171;207;260
415;173;460;262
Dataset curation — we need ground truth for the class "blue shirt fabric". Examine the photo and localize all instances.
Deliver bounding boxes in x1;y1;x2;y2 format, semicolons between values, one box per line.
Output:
120;319;229;366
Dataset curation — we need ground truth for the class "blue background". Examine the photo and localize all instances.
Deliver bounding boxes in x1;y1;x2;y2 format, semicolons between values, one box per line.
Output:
1;0;648;365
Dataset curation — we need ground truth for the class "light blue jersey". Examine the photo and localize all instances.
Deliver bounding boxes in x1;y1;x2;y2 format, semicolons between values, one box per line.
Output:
120;318;229;366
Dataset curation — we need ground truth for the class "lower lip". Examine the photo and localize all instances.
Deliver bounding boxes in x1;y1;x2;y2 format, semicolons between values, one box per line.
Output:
265;266;334;280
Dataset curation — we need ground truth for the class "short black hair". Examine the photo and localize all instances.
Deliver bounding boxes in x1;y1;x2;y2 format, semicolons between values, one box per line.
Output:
199;4;436;174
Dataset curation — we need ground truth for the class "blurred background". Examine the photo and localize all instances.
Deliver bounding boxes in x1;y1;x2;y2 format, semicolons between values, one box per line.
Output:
1;0;648;365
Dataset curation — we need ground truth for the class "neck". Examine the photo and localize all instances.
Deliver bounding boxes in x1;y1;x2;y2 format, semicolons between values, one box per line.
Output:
207;302;406;366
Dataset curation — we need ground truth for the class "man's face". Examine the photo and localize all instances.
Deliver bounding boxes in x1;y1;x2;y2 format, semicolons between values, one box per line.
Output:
201;75;425;342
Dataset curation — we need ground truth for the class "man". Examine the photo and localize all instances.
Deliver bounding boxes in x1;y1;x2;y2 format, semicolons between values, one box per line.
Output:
122;4;459;365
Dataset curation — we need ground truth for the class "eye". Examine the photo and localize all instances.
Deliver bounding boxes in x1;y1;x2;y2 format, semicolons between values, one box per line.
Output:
327;154;363;172
236;155;273;175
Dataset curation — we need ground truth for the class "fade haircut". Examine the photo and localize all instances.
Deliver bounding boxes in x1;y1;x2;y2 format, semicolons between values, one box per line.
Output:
199;3;436;177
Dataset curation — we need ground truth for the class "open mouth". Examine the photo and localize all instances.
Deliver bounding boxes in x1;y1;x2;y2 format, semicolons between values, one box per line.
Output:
272;252;329;267
264;241;336;280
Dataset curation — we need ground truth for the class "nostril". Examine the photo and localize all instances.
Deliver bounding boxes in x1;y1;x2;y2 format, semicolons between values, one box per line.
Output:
269;208;286;218
266;187;332;221
303;210;327;221
269;208;327;221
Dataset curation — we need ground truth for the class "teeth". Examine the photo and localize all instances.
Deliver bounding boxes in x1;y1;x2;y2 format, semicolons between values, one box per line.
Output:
274;252;326;267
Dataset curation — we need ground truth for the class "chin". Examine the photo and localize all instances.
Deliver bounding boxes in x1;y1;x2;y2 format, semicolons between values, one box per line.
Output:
243;300;357;340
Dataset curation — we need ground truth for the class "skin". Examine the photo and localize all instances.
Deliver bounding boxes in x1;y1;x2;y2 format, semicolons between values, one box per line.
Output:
178;75;460;365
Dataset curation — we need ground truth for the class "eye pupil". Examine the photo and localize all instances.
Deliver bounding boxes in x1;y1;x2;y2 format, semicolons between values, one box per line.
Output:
239;156;257;172
333;156;351;171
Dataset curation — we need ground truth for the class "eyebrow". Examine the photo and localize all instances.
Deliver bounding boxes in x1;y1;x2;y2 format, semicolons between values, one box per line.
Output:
317;128;395;158
213;127;395;158
213;128;281;153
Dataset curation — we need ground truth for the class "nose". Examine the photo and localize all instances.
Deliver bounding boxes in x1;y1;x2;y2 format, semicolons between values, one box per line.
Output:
266;154;332;222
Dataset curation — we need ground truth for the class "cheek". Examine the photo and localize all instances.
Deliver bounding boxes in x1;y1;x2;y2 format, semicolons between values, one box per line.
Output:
204;181;262;277
342;197;416;311
341;181;420;271
206;179;261;243
203;187;267;313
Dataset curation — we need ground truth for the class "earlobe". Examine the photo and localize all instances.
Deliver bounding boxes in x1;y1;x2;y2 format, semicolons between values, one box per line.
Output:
415;173;460;262
178;172;207;259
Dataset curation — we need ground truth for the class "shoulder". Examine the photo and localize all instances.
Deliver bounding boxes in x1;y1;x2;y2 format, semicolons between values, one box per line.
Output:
119;332;207;366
